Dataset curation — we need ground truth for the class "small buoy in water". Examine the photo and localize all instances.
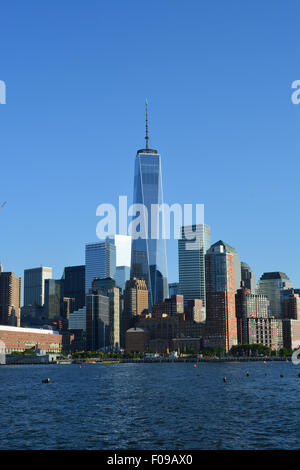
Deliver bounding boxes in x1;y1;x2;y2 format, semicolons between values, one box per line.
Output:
223;377;227;383
42;378;50;384
246;372;250;377
280;374;284;378
193;364;197;368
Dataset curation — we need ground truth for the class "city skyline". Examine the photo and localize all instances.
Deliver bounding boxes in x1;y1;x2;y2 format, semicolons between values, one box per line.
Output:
0;1;299;289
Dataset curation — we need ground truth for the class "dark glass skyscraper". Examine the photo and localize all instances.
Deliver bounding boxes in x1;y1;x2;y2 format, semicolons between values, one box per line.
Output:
63;265;85;311
130;102;168;310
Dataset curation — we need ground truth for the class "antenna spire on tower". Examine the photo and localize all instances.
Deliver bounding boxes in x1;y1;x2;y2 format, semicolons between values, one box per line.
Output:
145;99;149;149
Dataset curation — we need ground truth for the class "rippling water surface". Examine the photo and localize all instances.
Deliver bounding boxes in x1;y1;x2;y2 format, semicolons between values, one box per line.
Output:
0;362;300;449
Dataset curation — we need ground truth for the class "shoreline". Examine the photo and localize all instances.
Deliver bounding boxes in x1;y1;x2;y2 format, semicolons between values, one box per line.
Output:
1;356;291;365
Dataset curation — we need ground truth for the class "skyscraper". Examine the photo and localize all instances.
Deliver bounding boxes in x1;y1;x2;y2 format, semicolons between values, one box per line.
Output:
130;102;168;310
241;262;256;293
257;272;294;318
108;235;131;267
24;266;52;307
0;271;21;327
44;279;63;320
205;242;237;352
86;292;110;351
85;241;116;293
178;224;210;313
115;266;130;292
122;278;148;347
210;240;241;292
235;284;272;346
62;265;85;311
92;277;121;350
108;235;131;291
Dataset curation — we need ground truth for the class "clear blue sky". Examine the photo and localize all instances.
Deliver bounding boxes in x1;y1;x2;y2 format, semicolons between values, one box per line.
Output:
0;0;299;288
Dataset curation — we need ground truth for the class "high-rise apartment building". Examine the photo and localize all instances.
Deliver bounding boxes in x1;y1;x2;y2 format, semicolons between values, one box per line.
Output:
236;285;270;344
205;242;237;352
130;102;168;310
257;272;293;318
210;240;241;292
178;224;211;313
185;299;205;323
85;241;116;293
0;271;21;327
62;265;85;311
281;289;300;320
24;267;52;307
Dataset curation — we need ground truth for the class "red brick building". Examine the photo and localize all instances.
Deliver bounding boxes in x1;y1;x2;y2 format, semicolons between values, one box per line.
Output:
0;325;63;353
152;295;184;317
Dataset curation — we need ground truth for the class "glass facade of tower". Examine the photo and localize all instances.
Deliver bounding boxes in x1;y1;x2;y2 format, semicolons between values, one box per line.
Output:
85;242;116;293
178;224;211;310
130;149;168;310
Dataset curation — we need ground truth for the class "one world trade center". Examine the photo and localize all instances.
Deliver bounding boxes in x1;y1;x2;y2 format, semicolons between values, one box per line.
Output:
130;102;168;310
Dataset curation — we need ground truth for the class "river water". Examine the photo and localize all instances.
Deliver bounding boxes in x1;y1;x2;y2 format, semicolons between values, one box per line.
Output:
0;361;299;449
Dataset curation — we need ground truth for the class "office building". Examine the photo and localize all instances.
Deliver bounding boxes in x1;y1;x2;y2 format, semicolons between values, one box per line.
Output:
178;224;211;312
0;271;21;327
115;265;130;292
241;262;256;293
168;282;179;296
44;279;63;320
92;278;120;350
62;297;76;320
62;265;85;311
69;307;86;331
205;242;237;352
86;292;110;351
85;241;116;293
257;272;294;318
122;278;148;346
24;267;52;307
130;102;168;310
108;235;131;267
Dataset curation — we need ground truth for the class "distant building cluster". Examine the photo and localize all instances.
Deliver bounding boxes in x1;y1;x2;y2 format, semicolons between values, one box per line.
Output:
0;108;299;357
